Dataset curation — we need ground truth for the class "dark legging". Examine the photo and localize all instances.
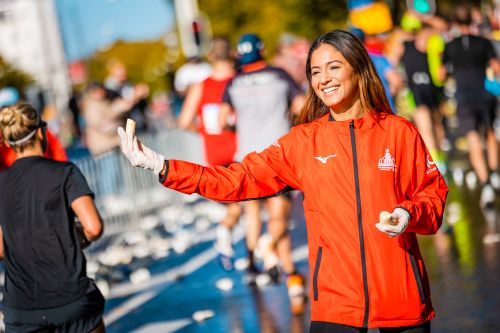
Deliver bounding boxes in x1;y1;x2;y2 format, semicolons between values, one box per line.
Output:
309;321;431;333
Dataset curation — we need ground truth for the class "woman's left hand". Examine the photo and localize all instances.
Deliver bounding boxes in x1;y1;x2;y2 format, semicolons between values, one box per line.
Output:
375;208;410;237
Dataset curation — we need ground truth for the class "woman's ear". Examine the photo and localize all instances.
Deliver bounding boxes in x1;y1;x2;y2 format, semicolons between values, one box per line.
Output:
36;127;44;141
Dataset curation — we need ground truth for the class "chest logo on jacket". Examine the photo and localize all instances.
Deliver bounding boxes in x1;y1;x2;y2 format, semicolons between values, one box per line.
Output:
314;154;337;164
378;149;395;171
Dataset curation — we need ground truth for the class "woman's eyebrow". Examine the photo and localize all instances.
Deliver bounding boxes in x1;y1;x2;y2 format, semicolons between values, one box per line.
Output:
311;60;343;69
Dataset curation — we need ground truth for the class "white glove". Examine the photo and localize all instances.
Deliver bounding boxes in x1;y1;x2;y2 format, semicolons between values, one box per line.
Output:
117;126;165;175
375;208;410;237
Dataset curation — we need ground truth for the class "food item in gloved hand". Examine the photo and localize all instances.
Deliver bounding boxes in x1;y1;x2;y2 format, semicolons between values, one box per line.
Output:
379;211;398;226
126;118;136;136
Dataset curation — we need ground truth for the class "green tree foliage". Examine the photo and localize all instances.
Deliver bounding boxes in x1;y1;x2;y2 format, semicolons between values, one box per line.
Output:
0;55;34;94
87;39;180;94
198;0;349;56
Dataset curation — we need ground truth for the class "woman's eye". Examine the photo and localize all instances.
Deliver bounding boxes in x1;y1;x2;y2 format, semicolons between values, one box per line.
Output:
330;66;339;70
311;71;320;76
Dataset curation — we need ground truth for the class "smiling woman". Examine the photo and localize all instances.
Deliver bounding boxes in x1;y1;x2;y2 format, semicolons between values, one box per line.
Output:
118;29;448;333
310;46;359;119
297;29;391;124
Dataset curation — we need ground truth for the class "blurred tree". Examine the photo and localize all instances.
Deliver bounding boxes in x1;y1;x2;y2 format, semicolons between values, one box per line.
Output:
0;55;34;95
198;0;349;56
87;39;181;94
436;0;482;19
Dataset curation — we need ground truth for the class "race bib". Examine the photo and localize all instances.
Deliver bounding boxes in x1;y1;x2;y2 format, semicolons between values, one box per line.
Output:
202;103;222;134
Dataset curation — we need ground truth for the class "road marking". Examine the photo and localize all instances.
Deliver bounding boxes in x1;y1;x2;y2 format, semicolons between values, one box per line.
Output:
103;226;245;325
103;225;309;326
104;291;157;325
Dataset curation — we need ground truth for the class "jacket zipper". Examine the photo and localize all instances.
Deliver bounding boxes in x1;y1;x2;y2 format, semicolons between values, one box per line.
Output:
313;246;323;301
349;121;370;328
409;250;426;304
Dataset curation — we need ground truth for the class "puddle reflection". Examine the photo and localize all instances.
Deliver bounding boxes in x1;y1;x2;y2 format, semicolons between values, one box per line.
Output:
418;182;499;333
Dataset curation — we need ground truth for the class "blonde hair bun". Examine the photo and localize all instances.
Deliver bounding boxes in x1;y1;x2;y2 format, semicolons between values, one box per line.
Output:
0;103;40;151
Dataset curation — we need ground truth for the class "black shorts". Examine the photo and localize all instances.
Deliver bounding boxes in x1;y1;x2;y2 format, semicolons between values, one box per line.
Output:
456;99;497;135
4;285;105;333
410;84;441;109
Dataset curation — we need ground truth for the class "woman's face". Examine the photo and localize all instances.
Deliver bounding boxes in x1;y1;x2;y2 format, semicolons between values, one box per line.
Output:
310;43;359;112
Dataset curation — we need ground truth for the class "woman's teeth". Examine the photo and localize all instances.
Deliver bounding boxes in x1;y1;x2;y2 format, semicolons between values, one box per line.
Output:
323;86;339;94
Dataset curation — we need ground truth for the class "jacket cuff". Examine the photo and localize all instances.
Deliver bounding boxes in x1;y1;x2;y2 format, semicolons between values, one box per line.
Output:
396;202;415;226
158;160;169;183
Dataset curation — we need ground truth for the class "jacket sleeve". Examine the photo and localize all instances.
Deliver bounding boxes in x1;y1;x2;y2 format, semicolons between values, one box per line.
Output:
161;129;302;202
397;126;448;235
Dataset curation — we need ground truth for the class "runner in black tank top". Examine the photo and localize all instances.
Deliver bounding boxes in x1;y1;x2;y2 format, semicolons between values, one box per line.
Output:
399;25;447;175
441;5;500;207
401;41;440;109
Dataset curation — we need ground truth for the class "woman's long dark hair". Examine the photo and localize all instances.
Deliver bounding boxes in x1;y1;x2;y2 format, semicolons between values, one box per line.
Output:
296;29;392;125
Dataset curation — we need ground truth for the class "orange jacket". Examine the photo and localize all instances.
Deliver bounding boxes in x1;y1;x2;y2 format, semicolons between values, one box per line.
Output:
162;112;448;328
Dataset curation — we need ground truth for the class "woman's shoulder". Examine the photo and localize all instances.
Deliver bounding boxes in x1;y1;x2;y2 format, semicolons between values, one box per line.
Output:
378;113;420;137
381;113;415;127
292;113;330;131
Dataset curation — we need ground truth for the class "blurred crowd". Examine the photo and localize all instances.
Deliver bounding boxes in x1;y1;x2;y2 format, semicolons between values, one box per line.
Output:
1;2;500;330
1;4;496;167
168;4;500;205
1;2;499;258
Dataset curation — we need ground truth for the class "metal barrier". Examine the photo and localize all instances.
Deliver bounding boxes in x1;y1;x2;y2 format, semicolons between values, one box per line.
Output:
73;129;204;236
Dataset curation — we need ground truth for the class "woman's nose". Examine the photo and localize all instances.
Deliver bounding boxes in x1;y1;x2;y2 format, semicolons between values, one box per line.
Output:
320;71;331;84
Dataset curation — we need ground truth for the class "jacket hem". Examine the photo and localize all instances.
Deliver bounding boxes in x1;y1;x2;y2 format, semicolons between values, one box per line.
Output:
310;310;434;329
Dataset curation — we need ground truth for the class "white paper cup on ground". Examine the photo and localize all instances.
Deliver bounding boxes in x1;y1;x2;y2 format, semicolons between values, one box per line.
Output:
192;309;215;322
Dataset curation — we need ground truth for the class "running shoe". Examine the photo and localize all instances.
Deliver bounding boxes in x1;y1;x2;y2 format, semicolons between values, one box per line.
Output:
257;233;280;283
214;225;234;272
267;265;281;284
480;184;496;208
244;263;261;286
216;253;234;272
286;273;307;315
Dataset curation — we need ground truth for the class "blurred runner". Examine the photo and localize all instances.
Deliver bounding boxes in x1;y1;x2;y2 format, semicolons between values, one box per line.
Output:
441;5;500;207
173;57;212;118
220;33;306;314
177;36;240;271
0;103;105;332
174;57;212;98
394;21;447;173
349;28;403;113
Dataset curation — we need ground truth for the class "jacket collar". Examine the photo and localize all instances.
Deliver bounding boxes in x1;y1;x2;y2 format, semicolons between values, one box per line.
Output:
327;111;383;134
